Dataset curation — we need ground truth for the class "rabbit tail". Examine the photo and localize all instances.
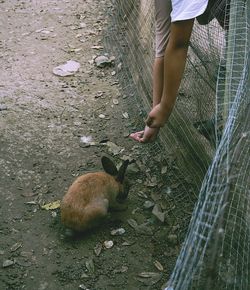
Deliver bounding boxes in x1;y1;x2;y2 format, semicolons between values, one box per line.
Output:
61;202;108;232
81;204;108;231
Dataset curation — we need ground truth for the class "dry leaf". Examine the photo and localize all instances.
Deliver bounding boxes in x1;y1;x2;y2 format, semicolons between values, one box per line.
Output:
122;112;129;119
10;242;22;252
127;219;138;229
138;272;159;278
94;243;102;256
41;200;61;210
111;228;125;236
154;260;164;271
152;204;165;222
85;258;95;273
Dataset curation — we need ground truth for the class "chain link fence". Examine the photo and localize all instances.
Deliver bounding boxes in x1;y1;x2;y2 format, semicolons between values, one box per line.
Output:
104;0;249;289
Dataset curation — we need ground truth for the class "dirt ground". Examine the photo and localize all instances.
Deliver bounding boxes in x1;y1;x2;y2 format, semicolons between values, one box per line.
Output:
0;1;193;289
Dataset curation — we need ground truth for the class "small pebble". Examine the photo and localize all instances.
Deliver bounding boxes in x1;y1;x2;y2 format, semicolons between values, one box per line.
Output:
111;228;125;236
103;240;114;249
0;104;7;111
3;259;15;268
112;98;119;105
167;234;178;245
143;200;155;209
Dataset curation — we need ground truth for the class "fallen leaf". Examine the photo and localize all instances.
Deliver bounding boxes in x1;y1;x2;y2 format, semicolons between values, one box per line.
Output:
3;260;15;268
154;260;164;271
80;273;89;279
10;242;22;252
113;266;128;273
111;228;125;236
24;201;37;205
138;272;159;278
136;223;153;236
137;191;148;199
137;272;163;286
106;141;124;156
85;258;95;273
41;200;61;210
91;45;103;50
127;219;138;229
122;112;129;119
121;240;134;246
161;166;168;174
79;284;89;290
16;257;32;267
152;204;165;222
167;234;178;245
94;55;112;68
94;243;102;256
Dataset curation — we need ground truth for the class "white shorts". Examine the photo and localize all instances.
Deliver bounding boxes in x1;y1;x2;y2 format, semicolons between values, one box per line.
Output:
171;0;209;22
155;0;209;57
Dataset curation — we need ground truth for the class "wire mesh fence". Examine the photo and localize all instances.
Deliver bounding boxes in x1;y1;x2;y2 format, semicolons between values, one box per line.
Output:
104;0;249;289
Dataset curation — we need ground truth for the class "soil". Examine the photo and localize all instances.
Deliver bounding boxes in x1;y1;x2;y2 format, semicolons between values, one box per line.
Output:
0;1;193;289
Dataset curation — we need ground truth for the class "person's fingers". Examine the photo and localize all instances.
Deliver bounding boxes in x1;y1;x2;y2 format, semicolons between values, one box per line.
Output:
129;134;140;141
129;131;144;138
135;130;144;136
130;127;159;143
129;131;144;142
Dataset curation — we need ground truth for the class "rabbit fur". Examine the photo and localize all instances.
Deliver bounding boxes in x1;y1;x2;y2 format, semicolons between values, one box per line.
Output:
61;156;130;232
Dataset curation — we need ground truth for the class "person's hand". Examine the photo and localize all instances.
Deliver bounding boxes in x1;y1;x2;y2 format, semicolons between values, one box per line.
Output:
129;126;160;143
146;103;169;128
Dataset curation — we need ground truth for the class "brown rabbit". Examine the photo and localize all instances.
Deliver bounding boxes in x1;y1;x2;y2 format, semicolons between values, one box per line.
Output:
61;156;130;232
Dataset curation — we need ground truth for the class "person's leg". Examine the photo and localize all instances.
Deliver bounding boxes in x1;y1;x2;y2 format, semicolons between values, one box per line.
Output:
130;0;171;143
146;19;195;128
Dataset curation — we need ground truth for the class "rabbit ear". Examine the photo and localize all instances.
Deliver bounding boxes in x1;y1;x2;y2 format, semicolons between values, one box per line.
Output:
117;160;129;183
101;156;118;176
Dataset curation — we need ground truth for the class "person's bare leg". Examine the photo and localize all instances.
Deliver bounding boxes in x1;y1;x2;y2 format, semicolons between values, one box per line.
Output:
130;57;164;142
146;19;194;128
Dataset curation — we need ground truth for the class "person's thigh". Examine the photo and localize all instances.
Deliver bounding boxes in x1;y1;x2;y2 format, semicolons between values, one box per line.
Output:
155;0;172;58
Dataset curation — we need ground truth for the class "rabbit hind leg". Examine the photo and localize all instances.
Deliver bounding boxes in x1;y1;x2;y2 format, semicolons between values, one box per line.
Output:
81;201;109;230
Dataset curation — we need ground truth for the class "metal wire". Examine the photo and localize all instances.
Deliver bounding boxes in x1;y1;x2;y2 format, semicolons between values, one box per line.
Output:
105;0;250;289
